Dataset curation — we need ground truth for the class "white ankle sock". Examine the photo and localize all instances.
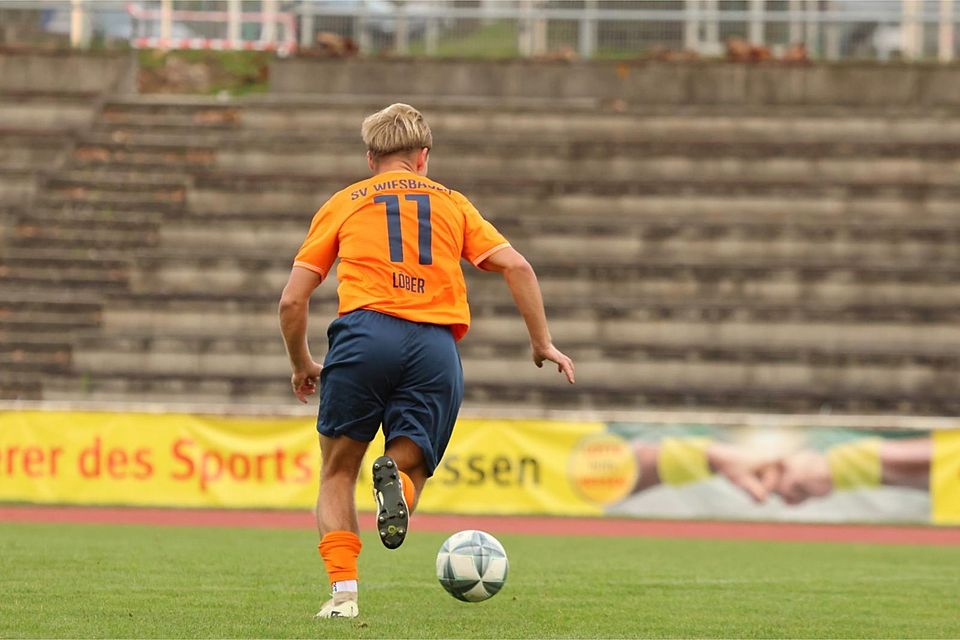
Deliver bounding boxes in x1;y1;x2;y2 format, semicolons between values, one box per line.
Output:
332;580;358;593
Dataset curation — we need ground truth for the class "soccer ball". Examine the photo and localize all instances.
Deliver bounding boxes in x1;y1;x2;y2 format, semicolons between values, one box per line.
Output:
435;530;508;602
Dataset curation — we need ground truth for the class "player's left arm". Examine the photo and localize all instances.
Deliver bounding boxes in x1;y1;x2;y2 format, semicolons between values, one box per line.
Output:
479;246;575;384
279;266;323;403
458;192;574;384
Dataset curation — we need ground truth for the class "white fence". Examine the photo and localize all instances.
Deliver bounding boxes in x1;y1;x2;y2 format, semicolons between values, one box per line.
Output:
1;0;958;62
296;0;957;61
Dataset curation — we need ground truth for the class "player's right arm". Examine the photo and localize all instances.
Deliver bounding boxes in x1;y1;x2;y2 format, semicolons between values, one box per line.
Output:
479;246;575;385
279;267;323;402
279;199;340;403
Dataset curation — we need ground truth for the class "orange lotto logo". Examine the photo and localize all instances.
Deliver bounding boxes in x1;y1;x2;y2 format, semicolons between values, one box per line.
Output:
567;433;638;505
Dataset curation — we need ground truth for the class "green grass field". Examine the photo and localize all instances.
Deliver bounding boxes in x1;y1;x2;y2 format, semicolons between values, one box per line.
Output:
2;522;959;638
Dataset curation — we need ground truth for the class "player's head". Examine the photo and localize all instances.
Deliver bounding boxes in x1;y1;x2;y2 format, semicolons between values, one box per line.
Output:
362;103;432;176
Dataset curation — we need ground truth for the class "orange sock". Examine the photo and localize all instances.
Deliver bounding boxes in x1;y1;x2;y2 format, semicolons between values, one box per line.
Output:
398;470;416;509
318;531;362;583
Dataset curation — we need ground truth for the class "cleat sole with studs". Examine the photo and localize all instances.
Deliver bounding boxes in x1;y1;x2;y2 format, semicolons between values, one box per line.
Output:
372;455;409;549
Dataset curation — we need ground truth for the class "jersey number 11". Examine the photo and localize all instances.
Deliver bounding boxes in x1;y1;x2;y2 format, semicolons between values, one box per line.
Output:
374;194;432;265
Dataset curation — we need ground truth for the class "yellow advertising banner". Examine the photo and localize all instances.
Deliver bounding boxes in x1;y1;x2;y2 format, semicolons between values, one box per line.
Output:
3;411;948;522
357;419;613;516
0;411;618;515
0;411;319;508
932;429;960;525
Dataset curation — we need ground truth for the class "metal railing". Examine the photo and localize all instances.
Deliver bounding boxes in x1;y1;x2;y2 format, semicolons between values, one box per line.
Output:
296;0;960;62
0;1;957;62
0;0;297;54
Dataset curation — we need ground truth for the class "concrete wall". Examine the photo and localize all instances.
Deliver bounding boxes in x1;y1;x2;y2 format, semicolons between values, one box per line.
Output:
0;52;134;93
270;58;960;106
4;51;958;106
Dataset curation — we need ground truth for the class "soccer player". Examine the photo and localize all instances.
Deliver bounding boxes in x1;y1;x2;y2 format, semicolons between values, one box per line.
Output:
278;103;575;619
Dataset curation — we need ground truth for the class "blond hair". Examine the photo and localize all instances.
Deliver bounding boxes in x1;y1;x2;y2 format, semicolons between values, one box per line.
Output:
361;103;432;159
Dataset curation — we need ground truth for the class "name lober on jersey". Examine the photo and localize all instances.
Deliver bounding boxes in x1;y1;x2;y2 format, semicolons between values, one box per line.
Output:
392;271;426;293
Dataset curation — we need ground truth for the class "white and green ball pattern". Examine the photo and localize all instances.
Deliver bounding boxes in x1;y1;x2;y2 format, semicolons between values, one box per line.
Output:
436;530;508;602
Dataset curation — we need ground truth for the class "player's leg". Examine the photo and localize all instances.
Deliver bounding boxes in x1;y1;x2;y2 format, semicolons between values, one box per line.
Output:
317;434;369;534
375;321;464;549
384;435;428;509
315;434;368;619
370;436;425;550
314;310;403;618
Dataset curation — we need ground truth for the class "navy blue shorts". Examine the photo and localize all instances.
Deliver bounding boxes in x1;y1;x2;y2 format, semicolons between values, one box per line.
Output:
317;309;464;476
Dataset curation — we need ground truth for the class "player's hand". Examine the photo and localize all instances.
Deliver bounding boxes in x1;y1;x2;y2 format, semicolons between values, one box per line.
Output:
775;449;832;505
532;344;575;384
291;361;322;403
707;442;782;503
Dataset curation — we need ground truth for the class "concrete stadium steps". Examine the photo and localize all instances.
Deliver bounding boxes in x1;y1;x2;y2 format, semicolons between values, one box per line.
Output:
153;212;960;256
38;372;292;405
463;381;960;415
39;191;185;211
462;356;960;400
35;193;184;214
98;298;336;335
0;334;73;373
75;127;960;160
26;191;960;236
153;207;959;257
388;172;960;195
49;162;960;200
99;98;960;143
9;208;162;250
34;371;960;415
495;214;960;240
160;204;960;243
482;193;960;221
17;199;959;268
11;93;960;414
69;135;960;183
512;235;960;264
0;132;71;171
1;250;131;293
68;331;960;367
95;296;960;351
51;307;960;414
70;141;216;173
0;208;12;244
0;169;36;206
158;222;306;254
0;294;102;337
118;260;960;313
73;342;289;378
43;170;188;213
187;179;960;221
117;246;960;284
49;170;188;190
66;343;960;390
214;153;960;186
60;149;960;190
98;296;960;332
0;92;100;132
49;352;960;415
0;372;42;401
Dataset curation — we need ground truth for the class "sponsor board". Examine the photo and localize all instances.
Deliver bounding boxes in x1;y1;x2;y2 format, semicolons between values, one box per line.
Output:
0;411;952;523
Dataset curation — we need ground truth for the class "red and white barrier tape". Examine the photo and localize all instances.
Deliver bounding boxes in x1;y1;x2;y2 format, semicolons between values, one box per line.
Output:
127;3;297;55
132;36;295;55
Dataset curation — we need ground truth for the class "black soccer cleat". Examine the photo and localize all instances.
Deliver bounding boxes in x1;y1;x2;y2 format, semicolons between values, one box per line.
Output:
372;455;409;550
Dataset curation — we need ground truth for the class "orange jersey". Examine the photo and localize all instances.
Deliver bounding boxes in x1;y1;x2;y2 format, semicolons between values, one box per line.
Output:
294;170;509;341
